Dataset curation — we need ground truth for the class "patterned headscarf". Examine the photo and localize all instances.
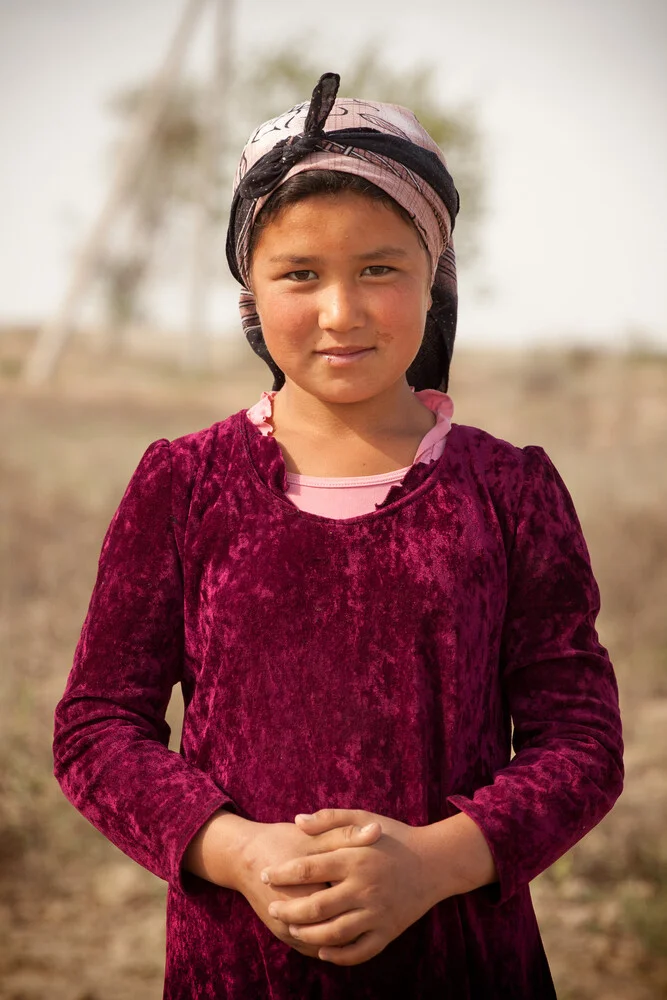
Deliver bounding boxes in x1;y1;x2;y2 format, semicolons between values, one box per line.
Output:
226;73;460;391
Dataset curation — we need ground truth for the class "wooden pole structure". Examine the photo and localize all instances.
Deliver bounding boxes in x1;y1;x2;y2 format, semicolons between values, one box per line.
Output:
24;0;209;385
186;0;234;372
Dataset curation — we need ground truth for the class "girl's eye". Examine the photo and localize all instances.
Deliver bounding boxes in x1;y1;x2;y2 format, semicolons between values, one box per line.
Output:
285;270;317;282
363;265;394;277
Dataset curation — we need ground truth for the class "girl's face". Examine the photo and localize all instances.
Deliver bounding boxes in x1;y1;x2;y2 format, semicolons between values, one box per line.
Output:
249;191;433;407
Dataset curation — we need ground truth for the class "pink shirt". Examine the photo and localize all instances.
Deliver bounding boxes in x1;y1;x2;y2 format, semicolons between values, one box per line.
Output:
245;388;454;519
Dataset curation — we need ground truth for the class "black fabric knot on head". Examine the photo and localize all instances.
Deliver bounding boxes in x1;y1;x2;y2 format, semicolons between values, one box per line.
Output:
238;72;341;200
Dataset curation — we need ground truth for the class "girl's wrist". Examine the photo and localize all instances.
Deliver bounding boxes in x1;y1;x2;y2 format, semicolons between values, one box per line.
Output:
182;811;256;891
417;813;498;903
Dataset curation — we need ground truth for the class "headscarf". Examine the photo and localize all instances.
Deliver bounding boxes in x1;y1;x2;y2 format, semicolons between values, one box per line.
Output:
226;73;460;392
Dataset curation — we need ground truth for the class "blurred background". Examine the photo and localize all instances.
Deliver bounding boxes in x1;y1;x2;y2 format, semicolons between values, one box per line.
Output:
1;1;666;998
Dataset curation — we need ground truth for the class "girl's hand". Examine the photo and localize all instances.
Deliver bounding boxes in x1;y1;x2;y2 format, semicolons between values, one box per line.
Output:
235;818;383;959
261;809;441;966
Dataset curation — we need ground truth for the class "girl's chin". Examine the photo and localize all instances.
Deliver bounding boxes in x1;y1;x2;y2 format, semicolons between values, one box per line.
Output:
300;380;392;406
282;367;409;406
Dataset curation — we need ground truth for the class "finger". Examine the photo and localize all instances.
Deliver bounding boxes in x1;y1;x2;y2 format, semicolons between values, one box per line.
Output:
295;809;375;834
275;881;330;902
303;822;382;855
288;909;368;948
318;930;387;966
262;851;346;888
268;883;351;925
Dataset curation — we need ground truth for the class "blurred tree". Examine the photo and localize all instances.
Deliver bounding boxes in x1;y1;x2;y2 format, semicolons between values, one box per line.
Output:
101;42;483;330
99;80;209;340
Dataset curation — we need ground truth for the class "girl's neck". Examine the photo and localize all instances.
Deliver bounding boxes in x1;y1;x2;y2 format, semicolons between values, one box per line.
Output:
272;378;433;443
269;378;437;477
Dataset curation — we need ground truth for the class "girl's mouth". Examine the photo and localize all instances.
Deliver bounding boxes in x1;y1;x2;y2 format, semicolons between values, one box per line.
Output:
316;348;375;365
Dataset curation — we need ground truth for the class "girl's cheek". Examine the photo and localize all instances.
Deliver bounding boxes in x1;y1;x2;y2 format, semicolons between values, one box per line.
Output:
280;294;312;319
259;292;315;344
259;287;303;318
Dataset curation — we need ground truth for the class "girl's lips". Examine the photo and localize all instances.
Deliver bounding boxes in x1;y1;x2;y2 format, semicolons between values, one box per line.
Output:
316;348;375;366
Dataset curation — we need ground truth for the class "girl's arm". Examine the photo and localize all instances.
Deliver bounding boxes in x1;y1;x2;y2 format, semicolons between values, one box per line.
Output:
446;444;624;905
54;438;384;920
52;440;232;897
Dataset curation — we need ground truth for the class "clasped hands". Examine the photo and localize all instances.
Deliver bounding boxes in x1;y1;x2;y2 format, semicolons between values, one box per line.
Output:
242;808;442;966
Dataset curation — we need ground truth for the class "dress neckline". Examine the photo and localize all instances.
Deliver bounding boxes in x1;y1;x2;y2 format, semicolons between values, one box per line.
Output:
239;409;460;527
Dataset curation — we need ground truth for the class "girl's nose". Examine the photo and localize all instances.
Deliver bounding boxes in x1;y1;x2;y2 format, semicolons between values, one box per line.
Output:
318;282;365;333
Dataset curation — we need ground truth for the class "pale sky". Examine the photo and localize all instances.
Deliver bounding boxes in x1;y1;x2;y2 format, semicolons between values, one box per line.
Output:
1;0;665;347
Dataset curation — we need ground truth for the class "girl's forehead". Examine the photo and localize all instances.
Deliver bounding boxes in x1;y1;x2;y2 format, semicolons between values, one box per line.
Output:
257;191;423;240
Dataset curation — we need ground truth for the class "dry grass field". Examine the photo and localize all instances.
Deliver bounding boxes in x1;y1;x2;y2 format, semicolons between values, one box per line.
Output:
1;328;666;999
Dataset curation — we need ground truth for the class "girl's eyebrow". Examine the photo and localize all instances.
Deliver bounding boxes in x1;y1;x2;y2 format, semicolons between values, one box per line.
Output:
268;246;409;265
355;246;409;261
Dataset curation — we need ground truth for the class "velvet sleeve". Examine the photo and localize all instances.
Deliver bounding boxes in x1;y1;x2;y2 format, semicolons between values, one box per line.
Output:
447;445;624;905
52;439;235;897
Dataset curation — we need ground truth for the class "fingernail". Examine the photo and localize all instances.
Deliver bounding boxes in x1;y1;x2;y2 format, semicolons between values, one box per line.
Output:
361;823;377;834
289;925;300;938
295;813;314;821
260;870;270;884
268;903;278;917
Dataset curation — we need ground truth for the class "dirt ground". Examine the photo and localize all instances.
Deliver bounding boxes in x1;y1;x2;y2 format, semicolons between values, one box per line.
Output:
1;331;666;999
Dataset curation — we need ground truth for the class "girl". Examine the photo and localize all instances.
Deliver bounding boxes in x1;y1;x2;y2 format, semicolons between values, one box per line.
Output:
53;74;624;999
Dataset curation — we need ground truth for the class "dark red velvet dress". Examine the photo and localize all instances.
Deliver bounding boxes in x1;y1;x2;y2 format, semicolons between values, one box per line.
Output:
53;410;624;999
